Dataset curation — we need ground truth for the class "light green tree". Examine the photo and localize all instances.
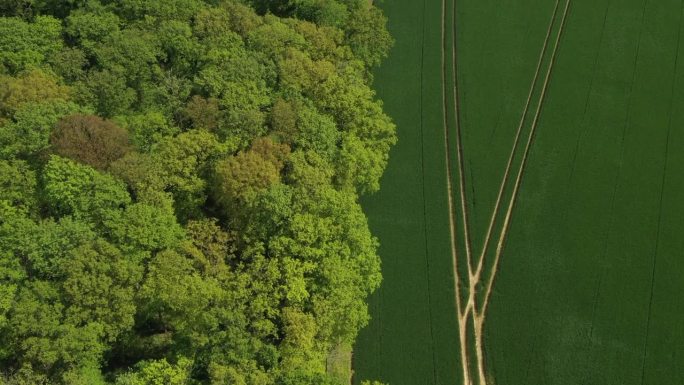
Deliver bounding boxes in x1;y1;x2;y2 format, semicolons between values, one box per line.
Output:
0;16;62;74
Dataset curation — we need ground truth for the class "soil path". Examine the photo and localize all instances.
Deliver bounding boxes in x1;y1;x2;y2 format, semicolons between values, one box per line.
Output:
444;1;573;384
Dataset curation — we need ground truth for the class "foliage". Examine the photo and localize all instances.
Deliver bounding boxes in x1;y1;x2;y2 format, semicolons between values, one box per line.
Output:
50;115;132;170
0;16;62;74
0;160;37;211
42;156;131;225
344;4;393;67
114;358;192;385
0;69;70;118
0;99;89;160
0;0;394;384
115;111;178;152
212;137;290;218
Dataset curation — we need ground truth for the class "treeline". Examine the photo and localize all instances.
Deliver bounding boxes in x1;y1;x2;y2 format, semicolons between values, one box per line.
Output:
0;1;394;384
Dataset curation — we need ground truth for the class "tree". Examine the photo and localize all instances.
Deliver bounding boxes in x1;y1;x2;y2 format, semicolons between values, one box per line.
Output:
247;15;308;59
292;104;339;162
60;239;142;343
293;20;350;62
50;115;132;170
114;358;192;385
77;69;136;117
247;0;348;27
310;65;396;192
183;218;236;277
64;7;121;55
42;155;131;225
156;20;200;76
5;281;107;381
49;47;88;82
0;160;36;211
344;4;393;67
0;69;70;118
212;138;290;217
182;95;222;132
280;308;322;373
0;0;81;19
106;198;185;255
0;100;87;160
0;202;27;338
92;28;161;85
115;111;178;153
0;16;62;74
270;98;299;138
263;184;380;346
113;0;203;22
136;249;216;345
149;129;228;220
0;1;395;383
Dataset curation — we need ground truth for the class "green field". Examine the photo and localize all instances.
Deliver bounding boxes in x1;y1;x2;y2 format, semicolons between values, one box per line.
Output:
354;0;460;383
355;0;684;384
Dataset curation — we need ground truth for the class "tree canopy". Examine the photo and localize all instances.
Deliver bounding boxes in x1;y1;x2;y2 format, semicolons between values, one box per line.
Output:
0;1;394;384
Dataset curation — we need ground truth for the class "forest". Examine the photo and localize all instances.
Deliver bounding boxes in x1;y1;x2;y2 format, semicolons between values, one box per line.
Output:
0;0;395;384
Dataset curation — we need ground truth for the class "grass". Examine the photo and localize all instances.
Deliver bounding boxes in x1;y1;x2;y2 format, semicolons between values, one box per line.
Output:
327;343;352;384
356;0;684;384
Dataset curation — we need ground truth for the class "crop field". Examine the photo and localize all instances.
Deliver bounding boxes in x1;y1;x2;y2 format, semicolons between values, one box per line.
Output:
355;0;684;384
354;0;460;383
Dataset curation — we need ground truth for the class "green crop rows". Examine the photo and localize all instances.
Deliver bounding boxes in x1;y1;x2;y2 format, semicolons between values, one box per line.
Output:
355;0;684;384
354;0;460;383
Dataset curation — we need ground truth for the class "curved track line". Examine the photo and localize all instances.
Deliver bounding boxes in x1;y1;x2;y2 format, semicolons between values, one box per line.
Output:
441;0;472;383
442;0;462;321
474;1;572;383
448;0;482;379
480;0;572;318
450;0;475;278
452;1;563;381
448;1;570;384
472;0;562;282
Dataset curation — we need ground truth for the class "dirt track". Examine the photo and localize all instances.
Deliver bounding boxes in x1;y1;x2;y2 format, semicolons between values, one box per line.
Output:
442;1;572;384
